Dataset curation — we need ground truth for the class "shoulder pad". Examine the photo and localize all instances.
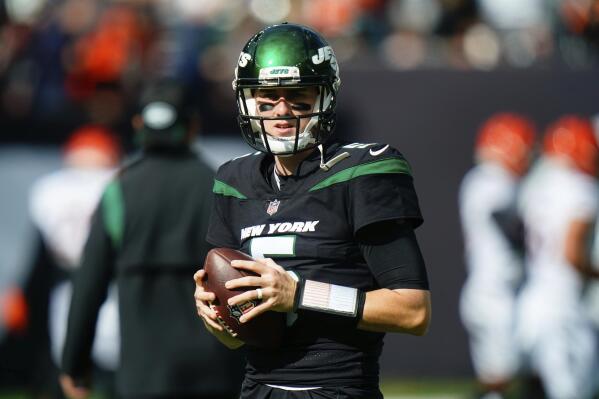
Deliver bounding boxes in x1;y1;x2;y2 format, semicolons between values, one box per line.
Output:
213;152;263;199
329;142;411;172
309;143;413;192
340;142;402;160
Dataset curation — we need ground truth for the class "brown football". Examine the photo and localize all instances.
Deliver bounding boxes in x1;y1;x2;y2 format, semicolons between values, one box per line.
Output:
202;247;285;348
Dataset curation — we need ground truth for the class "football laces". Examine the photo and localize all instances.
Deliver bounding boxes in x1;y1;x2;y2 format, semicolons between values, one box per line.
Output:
210;303;238;337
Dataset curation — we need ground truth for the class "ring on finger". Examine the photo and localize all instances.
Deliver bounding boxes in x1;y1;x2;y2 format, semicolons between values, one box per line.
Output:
256;288;263;300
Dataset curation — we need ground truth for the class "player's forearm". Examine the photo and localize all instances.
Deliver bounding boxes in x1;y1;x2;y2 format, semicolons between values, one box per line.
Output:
358;288;431;335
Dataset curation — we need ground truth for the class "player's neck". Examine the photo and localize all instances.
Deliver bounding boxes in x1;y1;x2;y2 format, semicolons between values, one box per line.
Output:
274;149;314;176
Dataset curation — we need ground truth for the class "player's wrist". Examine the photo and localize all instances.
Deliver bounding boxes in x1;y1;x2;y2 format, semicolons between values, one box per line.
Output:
292;277;366;326
286;270;300;312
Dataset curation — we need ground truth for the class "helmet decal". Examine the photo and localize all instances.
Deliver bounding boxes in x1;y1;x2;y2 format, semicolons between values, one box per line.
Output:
312;46;334;65
258;67;301;85
238;52;252;68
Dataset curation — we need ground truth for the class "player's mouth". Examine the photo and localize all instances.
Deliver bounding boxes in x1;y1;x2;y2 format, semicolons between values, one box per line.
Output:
271;122;295;136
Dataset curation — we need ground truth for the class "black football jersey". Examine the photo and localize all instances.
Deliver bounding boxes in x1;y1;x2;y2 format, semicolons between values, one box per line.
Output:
207;141;424;387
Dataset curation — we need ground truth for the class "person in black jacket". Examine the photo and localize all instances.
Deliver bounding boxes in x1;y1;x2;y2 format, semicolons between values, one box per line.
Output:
60;81;245;399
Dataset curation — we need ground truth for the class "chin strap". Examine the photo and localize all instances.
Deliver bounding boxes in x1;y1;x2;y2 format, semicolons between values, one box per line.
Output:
318;144;350;171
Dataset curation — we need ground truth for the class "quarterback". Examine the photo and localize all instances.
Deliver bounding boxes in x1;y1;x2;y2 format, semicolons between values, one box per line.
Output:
194;23;431;398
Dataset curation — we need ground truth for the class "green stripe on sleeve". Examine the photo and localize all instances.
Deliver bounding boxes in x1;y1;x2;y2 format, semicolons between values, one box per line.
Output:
102;181;125;249
309;158;411;192
212;179;247;199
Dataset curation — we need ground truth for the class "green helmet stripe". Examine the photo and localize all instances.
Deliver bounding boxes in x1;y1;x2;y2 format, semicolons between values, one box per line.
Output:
213;179;248;199
255;30;306;69
309;158;412;192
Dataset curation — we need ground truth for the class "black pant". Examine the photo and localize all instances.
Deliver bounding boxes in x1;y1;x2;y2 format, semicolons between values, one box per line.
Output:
240;379;383;399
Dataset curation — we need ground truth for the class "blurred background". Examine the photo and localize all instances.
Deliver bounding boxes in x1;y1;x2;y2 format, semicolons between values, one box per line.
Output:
2;0;599;397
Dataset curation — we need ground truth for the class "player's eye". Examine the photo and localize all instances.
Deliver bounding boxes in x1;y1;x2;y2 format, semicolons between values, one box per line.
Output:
258;103;274;112
291;103;312;111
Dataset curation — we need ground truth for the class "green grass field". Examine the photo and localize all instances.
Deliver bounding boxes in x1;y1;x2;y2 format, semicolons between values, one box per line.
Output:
381;378;473;398
0;378;475;399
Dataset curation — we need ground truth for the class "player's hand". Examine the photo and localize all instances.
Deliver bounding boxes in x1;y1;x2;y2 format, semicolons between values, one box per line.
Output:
59;374;90;399
226;258;297;323
193;269;244;349
193;269;221;330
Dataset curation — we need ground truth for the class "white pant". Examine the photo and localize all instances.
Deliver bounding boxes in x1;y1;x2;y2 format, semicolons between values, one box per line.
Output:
460;279;519;383
49;281;120;370
515;284;598;399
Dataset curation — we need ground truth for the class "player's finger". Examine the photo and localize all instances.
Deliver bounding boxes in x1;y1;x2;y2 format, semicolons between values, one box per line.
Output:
230;259;264;273
199;304;222;330
202;312;223;331
258;258;284;271
193;269;205;283
201;316;223;332
196;298;216;320
194;287;215;302
225;276;262;290
195;296;216;313
194;290;217;316
226;288;264;307
238;301;271;323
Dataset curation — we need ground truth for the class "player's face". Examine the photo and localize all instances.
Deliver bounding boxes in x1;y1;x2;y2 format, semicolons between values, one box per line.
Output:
254;87;318;138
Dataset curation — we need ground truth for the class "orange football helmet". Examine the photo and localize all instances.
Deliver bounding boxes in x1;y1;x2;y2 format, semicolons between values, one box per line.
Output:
476;113;537;176
64;125;121;167
543;115;599;176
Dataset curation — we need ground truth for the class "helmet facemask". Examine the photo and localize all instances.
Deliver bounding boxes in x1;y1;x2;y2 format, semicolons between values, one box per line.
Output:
235;82;337;156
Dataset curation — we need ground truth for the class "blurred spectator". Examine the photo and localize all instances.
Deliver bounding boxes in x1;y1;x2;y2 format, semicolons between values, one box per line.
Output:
476;0;552;68
381;0;441;69
60;80;245;399
556;0;599;67
459;113;536;399
2;0;599;147
516;115;599;399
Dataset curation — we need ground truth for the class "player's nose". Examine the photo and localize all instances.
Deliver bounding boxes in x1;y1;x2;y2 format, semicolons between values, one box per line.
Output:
272;99;293;116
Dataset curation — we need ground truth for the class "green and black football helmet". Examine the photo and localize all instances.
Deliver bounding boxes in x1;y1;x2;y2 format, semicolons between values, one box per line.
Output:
233;23;341;155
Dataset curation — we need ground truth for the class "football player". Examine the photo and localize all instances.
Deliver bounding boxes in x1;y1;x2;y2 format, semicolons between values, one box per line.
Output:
194;23;431;399
29;126;122;395
516;115;599;399
458;113;536;399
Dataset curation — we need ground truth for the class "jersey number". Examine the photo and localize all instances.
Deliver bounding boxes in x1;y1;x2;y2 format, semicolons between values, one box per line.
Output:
249;235;296;258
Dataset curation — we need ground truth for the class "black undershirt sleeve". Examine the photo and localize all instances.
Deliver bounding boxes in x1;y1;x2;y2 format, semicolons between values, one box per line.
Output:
358;220;429;290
